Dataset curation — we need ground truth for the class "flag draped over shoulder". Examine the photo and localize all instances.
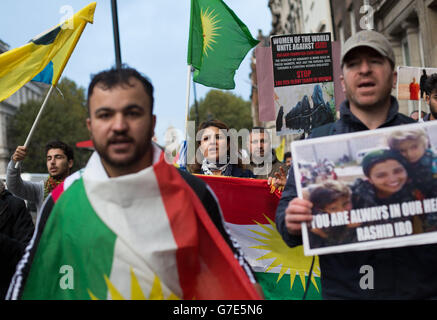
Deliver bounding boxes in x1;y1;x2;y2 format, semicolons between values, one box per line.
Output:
8;150;260;300
187;0;259;89
198;175;322;300
0;2;96;102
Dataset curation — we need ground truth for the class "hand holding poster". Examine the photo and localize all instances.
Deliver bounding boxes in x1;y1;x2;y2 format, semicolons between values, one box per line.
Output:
271;33;336;136
292;121;437;256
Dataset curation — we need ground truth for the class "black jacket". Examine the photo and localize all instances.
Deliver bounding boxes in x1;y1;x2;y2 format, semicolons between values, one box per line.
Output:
275;98;437;299
0;190;34;299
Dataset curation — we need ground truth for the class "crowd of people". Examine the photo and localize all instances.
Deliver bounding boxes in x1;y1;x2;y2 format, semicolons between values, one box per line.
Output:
1;29;437;300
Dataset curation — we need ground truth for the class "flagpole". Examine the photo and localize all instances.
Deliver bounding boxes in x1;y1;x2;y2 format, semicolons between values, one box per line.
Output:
185;65;193;139
15;85;55;169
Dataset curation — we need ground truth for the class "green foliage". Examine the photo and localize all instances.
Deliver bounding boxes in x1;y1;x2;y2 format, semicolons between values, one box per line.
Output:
189;89;253;131
8;78;92;173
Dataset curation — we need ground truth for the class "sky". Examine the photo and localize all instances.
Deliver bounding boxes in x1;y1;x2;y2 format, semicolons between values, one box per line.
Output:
1;1;272;145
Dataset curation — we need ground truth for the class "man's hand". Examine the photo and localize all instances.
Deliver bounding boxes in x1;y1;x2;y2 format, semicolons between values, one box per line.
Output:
12;146;27;162
268;166;287;192
285;198;313;235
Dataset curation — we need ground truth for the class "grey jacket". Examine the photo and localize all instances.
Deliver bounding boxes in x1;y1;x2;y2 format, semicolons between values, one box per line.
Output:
6;160;44;216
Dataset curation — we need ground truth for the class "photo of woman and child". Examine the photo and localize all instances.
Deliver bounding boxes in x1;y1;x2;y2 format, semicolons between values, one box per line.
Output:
294;124;437;252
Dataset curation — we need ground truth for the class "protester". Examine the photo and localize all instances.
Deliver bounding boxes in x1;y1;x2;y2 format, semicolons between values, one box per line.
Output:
284;152;292;168
424;73;437;121
188;119;254;178
0;180;34;299
409;110;426;121
248;127;287;180
7;67;261;300
6;141;74;217
274;30;437;299
307;180;356;248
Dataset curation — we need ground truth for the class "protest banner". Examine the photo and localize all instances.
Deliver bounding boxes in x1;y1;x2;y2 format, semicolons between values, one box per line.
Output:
271;33;335;136
292;121;437;256
397;66;437;119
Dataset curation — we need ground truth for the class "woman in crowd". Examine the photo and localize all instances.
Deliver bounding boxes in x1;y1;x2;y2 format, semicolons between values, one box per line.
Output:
188;119;254;178
351;149;415;208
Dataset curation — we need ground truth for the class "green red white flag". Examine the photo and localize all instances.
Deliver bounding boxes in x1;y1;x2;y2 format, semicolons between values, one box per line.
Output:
8;149;260;300
198;175;322;300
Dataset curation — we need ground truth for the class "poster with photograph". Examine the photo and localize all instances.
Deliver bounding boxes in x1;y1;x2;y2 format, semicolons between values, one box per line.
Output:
292;121;437;256
397;66;437;101
271;33;335;136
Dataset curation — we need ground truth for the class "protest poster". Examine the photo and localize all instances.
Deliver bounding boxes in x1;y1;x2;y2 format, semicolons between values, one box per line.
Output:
397;66;437;101
271;32;335;136
292;121;437;256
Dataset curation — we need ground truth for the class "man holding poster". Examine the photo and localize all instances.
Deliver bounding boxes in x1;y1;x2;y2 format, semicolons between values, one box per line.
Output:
276;30;437;299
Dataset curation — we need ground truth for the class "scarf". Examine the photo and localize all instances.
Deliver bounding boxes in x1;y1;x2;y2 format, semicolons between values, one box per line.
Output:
201;157;232;176
44;176;64;199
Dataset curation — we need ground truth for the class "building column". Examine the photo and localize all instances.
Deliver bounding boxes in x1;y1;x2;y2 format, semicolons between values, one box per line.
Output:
402;21;422;67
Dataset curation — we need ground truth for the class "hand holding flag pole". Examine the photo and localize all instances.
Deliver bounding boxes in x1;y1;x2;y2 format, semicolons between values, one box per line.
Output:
4;3;97;168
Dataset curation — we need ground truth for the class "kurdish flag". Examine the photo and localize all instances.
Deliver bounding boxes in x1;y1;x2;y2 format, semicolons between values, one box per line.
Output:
187;0;259;89
0;2;96;102
198;175;322;300
8;149;260;300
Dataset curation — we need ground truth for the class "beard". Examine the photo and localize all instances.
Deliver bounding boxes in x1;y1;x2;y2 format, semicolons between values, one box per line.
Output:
92;131;153;169
430;102;437;120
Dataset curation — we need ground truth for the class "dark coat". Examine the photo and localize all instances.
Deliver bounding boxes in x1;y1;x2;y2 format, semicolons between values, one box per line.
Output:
275;98;437;299
0;190;34;299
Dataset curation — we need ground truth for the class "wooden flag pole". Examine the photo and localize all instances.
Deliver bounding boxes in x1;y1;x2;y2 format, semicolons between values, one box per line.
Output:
15;85;55;169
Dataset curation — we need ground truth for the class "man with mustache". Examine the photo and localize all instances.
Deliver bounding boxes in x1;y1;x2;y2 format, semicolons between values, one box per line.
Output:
423;73;437;122
6;140;74;218
7;67;261;300
275;30;437;299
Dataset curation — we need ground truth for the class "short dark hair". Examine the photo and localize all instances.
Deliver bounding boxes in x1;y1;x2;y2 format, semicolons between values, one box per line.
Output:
284;152;292;159
87;66;154;114
410;110;426;117
251;126;266;133
45;140;74;161
425;73;437;95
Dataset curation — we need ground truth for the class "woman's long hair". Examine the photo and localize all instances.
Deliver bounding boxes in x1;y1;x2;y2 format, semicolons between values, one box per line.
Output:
187;119;247;174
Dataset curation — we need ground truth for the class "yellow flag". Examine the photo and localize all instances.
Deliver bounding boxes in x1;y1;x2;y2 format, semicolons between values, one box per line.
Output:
275;137;285;162
0;2;96;102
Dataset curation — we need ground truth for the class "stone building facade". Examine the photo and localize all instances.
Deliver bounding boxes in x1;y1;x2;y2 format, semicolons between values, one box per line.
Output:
0;39;44;174
330;0;437;115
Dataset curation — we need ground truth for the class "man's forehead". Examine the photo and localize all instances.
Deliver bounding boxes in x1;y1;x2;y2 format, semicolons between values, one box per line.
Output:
343;46;385;62
250;131;268;140
89;80;151;112
47;148;66;157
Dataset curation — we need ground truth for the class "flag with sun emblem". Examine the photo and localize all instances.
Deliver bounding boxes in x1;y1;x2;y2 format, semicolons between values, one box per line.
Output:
7;151;260;300
187;0;259;89
199;175;322;300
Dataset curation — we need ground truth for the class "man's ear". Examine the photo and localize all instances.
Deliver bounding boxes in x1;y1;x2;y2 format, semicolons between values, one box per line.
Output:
152;114;156;137
68;159;73;170
392;70;398;89
86;118;92;136
340;74;346;93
